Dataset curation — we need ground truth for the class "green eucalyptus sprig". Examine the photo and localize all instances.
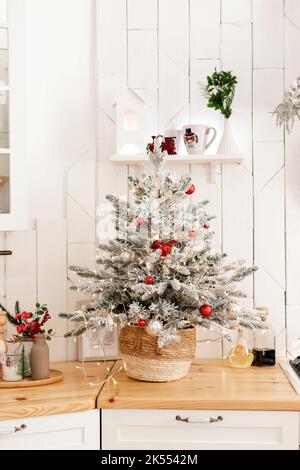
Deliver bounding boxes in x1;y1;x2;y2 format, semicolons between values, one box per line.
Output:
201;69;237;119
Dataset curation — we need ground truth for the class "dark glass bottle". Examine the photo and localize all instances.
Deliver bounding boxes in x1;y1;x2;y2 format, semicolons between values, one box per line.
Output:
252;307;276;367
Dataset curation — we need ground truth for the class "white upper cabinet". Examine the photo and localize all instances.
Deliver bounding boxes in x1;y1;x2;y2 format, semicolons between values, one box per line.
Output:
0;0;27;230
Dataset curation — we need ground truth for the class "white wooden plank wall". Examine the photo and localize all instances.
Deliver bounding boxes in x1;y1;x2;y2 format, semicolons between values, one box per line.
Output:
96;0;297;358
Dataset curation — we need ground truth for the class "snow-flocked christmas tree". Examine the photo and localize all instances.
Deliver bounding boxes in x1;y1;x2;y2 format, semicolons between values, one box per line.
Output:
60;138;264;348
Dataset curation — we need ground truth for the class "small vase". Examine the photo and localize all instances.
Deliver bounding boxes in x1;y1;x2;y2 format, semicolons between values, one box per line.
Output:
228;328;253;369
217;118;239;155
15;338;33;378
31;334;49;380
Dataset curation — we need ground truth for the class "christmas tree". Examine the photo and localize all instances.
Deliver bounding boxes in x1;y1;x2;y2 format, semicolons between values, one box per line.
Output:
60;138;263;347
17;345;31;378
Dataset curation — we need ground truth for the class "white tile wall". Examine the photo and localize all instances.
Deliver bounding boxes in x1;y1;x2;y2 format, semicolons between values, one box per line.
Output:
96;0;298;359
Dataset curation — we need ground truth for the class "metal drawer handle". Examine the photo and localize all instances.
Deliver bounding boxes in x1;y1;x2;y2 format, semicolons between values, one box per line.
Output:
0;424;26;436
176;415;223;424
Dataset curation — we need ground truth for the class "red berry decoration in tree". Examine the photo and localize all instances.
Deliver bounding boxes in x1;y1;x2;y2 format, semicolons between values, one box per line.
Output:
144;276;154;285
152;240;163;250
185;184;195;195
199;304;213;317
188;230;197;238
136;217;145;225
202;223;209;229
138;319;146;327
160;244;171;257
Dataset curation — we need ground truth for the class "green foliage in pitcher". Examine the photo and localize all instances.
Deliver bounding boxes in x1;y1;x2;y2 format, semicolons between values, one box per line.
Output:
201;69;237;119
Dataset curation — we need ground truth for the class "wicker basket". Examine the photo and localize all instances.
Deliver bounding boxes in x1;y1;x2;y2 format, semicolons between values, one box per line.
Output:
119;325;196;382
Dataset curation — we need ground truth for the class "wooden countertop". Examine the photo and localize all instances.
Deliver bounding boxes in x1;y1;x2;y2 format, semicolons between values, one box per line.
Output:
97;359;300;411
0;361;114;421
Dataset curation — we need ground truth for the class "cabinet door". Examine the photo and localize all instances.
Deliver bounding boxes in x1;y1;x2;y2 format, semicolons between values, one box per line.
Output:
0;0;27;230
102;409;299;450
0;410;100;450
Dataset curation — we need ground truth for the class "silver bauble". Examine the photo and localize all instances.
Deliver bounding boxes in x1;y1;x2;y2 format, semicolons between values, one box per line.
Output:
121;252;131;262
226;303;240;320
145;319;163;337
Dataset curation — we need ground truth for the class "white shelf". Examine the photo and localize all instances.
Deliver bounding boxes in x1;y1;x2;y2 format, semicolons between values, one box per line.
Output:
110;154;243;183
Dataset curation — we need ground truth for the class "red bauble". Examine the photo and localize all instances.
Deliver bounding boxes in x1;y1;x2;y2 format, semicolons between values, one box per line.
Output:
167;240;177;247
160;244;171;257
145;276;154;285
138;319;146;327
185;184;195;195
152;240;163;250
202;223;209;229
199;304;213;317
188;230;197;238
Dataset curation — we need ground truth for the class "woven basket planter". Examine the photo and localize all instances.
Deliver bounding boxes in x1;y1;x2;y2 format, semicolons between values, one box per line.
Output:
119;325;196;382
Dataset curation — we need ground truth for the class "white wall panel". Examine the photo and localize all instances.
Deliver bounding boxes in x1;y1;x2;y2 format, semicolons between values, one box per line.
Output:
5;231;37;313
222;165;253;298
253;142;284;192
96;0;127;74
253;111;283;142
158;0;189;130
128;0;157;30
128;30;157;88
221;24;252;110
285;18;300;88
159;54;189;130
36;220;67;337
159;0;188;72
67;148;96;219
67;197;96;244
254;170;285;289
230;111;252;172
253;69;284;111
253;0;284;68
190;0;220;59
285;0;300;30
221;0;252;24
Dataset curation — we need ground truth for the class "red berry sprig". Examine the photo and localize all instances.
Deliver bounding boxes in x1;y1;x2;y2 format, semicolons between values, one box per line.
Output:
144;276;154;285
138;319;146;327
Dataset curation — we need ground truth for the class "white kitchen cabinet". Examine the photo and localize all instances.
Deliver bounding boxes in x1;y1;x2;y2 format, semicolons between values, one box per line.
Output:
0;0;28;230
0;410;100;450
102;409;299;450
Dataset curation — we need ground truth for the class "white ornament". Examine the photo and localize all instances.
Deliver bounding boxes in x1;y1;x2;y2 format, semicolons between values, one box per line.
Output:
145;319;163;337
226;303;240;320
121;252;131;262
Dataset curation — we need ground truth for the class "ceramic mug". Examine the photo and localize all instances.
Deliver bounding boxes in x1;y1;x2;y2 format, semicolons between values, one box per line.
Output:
183;124;217;155
164;129;185;154
1;353;22;381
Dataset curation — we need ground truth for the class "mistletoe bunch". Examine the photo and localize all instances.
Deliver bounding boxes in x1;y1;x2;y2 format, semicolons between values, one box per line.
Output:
201;69;237;119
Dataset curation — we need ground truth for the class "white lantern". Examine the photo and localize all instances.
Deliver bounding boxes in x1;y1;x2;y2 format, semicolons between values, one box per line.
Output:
116;88;146;155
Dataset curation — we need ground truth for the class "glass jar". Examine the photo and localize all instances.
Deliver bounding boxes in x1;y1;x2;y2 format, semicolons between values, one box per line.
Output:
228;327;254;368
252;307;276;366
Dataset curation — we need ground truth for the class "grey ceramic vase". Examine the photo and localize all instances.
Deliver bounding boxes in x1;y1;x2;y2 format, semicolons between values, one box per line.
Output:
31;334;49;380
